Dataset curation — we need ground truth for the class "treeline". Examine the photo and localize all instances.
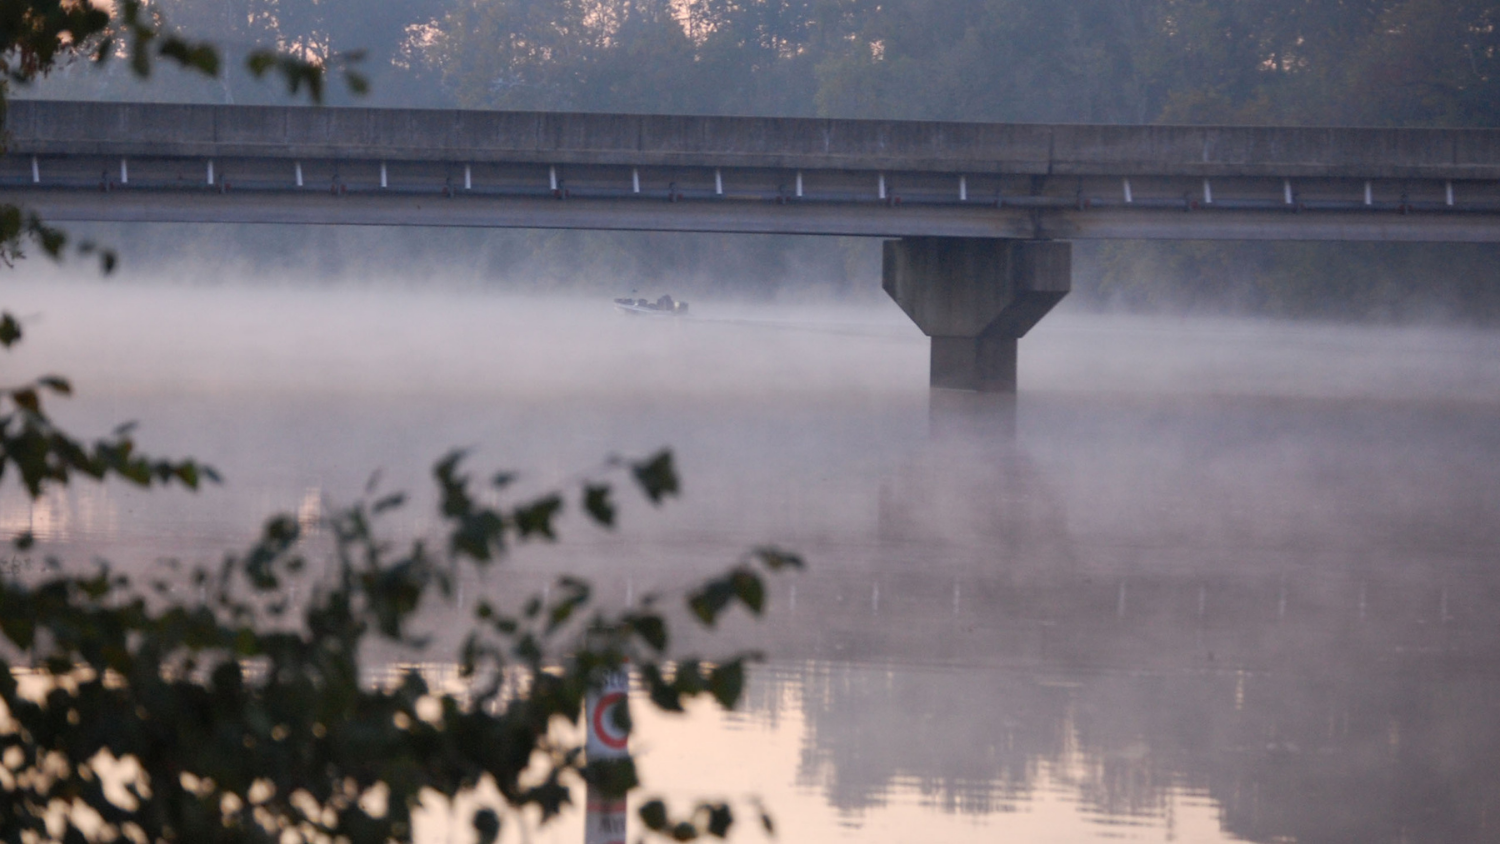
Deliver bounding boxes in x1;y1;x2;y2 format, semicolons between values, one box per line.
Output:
19;0;1500;320
433;0;1500;129
29;0;1498;126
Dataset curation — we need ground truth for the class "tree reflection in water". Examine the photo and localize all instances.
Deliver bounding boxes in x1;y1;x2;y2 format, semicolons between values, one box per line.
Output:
715;392;1500;843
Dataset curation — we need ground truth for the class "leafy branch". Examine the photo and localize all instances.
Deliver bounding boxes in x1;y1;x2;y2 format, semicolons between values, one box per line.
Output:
0;443;802;843
0;312;217;548
0;0;366;271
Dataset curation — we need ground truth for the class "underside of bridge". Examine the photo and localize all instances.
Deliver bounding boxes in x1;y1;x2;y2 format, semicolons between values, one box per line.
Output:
883;237;1070;393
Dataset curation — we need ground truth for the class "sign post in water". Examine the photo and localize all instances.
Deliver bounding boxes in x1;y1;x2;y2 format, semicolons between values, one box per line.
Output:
584;668;630;844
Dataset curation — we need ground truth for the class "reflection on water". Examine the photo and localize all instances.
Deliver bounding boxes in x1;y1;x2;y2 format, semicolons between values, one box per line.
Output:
633;618;1500;843
4;274;1500;842
628;662;1240;844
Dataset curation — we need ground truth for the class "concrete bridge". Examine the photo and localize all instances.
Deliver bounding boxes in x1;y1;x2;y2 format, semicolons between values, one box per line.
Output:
5;99;1499;391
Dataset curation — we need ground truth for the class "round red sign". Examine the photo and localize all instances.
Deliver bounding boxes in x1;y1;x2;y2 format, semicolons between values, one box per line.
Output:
590;691;629;750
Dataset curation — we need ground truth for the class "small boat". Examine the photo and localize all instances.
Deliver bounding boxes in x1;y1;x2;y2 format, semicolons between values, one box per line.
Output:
613;294;689;315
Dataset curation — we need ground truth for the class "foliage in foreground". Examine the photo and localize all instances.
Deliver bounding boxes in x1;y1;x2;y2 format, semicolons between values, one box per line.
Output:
0;5;802;842
0;0;365;270
0;330;800;844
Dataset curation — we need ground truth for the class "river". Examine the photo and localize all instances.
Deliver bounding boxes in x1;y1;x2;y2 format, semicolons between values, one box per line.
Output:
4;274;1500;843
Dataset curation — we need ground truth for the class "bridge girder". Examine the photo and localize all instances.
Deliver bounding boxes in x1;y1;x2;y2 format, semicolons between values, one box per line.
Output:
5;182;1500;242
3;100;1500;242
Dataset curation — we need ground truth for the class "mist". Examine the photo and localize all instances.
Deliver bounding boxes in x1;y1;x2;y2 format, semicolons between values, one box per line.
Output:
5;252;1499;840
45;221;1500;326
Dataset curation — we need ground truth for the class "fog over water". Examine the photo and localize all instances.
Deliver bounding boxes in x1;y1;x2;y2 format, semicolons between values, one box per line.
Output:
5;268;1500;843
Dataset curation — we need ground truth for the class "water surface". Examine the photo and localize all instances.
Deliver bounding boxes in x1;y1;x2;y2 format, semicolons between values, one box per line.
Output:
5;275;1499;843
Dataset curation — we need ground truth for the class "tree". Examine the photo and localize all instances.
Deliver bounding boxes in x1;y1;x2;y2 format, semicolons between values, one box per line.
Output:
0;4;796;842
1338;0;1500;128
0;440;800;843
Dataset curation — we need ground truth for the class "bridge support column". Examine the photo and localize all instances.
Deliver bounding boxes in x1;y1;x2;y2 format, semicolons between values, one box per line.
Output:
883;237;1070;392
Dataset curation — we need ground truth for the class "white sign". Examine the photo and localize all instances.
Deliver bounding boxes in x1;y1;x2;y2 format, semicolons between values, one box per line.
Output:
585;669;631;759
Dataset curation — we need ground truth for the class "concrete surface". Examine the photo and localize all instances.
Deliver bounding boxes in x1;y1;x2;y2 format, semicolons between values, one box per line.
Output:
7;100;1499;179
884;238;1070;392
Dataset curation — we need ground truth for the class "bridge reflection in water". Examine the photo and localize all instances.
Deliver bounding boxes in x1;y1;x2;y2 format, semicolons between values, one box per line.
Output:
25;397;1495;844
632;398;1500;844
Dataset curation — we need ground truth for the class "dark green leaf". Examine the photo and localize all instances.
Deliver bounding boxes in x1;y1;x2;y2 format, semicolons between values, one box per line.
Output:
37;224;65;257
583;484;615;527
11;388;38;413
373;493;406;514
345;71;370;96
627;613;668;651
473;809;500;844
640;800;669;831
687;580;735;627
730;570;764;614
545;580;590;633
707;660;745;709
36;376;71;396
705;803;733;838
631;450;679;504
673;660;706;696
246;49;277;77
642;664;683;712
753;546;805;571
158;37;219;76
514;495;563;540
0;313;21;348
549;598;578;628
174;462;199;488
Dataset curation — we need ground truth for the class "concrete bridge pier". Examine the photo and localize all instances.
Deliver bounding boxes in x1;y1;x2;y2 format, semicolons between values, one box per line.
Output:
883;237;1070;393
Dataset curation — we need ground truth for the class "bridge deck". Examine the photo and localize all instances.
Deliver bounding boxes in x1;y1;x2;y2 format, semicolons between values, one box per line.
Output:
4;100;1499;241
